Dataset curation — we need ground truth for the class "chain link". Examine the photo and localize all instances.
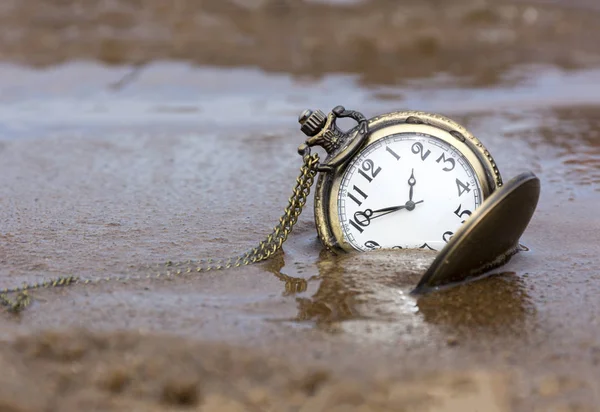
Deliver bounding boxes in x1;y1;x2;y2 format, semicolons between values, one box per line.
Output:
0;152;321;313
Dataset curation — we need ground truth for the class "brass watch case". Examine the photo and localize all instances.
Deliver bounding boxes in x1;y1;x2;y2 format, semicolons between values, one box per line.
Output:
312;111;503;253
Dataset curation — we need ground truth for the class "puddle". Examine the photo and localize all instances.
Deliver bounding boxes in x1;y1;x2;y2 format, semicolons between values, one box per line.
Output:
0;61;598;337
3;62;600;136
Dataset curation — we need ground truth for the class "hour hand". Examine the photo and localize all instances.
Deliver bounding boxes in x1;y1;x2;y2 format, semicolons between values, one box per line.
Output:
407;168;416;201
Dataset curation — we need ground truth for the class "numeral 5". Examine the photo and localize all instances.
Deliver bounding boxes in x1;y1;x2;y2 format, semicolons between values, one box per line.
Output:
454;204;472;223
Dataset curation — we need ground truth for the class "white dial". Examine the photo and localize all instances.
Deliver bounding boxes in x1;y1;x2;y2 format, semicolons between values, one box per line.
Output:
337;132;483;251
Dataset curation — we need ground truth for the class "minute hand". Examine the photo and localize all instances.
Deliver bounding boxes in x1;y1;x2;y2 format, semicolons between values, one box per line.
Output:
353;200;424;227
372;200;424;215
367;200;424;221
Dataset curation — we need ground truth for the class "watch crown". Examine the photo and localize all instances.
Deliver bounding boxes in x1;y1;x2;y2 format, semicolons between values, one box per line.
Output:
298;109;327;137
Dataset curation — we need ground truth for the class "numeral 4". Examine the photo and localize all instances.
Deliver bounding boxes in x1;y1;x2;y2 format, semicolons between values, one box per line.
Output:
456;178;471;197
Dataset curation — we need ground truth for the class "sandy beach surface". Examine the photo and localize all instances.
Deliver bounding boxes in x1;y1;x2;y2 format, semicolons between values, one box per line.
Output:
0;0;599;411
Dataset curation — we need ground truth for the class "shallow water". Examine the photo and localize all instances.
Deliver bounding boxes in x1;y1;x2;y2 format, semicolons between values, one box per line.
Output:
0;60;598;369
0;1;599;410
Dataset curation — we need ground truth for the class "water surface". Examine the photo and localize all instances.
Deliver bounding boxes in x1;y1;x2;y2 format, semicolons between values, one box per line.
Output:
0;1;599;410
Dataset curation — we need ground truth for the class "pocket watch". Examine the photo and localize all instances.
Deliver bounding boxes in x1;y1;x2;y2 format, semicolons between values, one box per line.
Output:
0;105;540;312
298;106;501;253
297;106;540;291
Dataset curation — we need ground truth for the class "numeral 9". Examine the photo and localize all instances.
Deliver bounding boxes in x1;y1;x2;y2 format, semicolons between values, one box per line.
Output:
364;240;381;249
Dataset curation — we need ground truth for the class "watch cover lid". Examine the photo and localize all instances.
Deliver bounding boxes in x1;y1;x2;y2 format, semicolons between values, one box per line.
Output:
412;171;540;294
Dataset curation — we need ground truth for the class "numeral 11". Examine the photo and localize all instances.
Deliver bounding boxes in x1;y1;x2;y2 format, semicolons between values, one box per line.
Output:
348;185;368;206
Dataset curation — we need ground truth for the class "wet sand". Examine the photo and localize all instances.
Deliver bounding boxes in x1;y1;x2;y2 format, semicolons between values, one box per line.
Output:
2;0;600;83
0;0;599;411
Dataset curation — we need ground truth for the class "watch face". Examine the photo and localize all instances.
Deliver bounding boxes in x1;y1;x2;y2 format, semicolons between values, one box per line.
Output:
337;132;483;252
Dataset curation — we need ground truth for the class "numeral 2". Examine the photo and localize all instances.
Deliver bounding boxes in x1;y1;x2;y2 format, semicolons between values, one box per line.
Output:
411;142;431;161
436;153;456;172
348;185;368;206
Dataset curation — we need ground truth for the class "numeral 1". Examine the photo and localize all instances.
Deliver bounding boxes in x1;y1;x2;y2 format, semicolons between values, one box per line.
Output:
357;169;372;182
348;185;368;206
349;219;364;233
386;146;400;160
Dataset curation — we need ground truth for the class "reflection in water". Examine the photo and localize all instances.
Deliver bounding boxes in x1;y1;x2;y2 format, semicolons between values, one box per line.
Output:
417;272;536;337
267;250;536;340
263;250;361;324
294;251;362;325
262;252;315;296
268;249;429;337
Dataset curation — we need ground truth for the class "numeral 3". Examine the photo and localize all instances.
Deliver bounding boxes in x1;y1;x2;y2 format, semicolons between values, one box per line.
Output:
436;153;456;172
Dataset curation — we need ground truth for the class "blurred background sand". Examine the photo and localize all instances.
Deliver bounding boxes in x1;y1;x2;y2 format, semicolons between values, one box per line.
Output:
0;1;599;411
